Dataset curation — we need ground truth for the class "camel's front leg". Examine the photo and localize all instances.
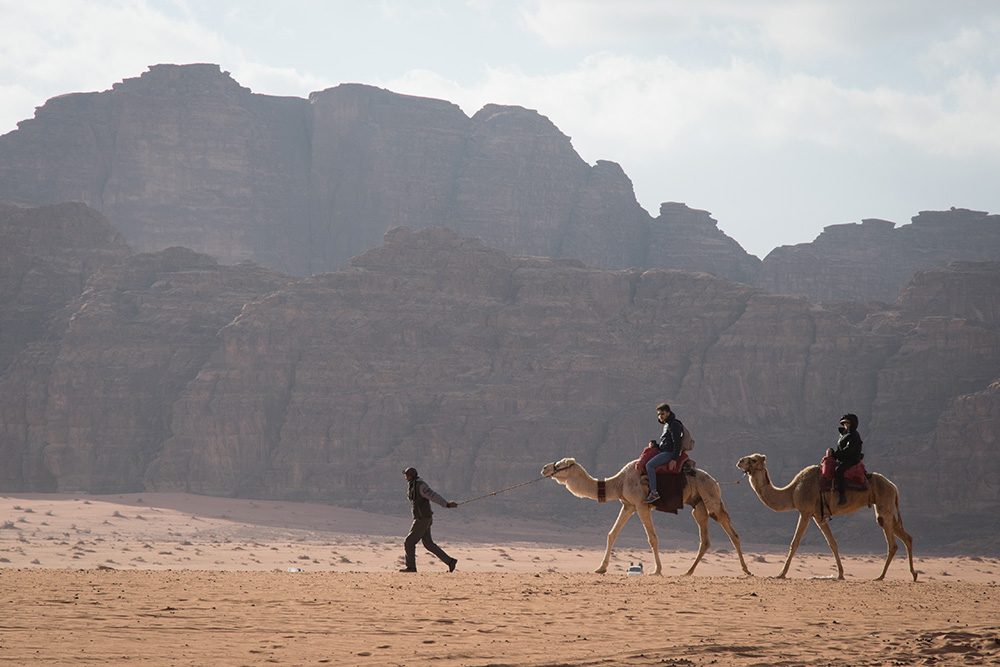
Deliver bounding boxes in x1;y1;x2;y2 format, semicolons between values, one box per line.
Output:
636;505;662;575
684;502;710;576
813;516;845;580
777;512;811;578
596;503;635;574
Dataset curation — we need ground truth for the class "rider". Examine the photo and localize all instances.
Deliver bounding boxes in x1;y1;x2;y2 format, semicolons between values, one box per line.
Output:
828;413;863;505
643;403;685;503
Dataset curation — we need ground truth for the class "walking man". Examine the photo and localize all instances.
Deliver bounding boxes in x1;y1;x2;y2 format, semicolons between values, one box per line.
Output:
401;467;459;572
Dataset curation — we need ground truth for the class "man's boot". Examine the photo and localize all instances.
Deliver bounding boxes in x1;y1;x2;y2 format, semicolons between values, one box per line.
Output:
837;487;847;505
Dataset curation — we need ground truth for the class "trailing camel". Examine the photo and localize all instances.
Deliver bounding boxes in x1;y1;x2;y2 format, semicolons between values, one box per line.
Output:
540;457;752;576
736;453;916;581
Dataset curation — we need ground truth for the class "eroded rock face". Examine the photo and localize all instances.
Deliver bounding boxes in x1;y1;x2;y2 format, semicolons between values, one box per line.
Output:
646;203;762;285
758;209;1000;302
147;229;998;548
1;213;998;547
0;64;757;281
0;245;288;492
0;202;130;372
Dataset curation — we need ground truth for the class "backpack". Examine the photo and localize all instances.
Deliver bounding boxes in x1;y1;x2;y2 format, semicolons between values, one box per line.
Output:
679;424;695;451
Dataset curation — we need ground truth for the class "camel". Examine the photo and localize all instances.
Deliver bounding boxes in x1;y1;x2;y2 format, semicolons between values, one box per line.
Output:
540;457;752;576
736;453;916;581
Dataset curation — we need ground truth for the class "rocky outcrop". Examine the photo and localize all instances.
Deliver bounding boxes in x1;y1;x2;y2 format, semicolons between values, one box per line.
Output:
0;63;757;280
646;203;762;285
758;209;1000;302
4;222;994;546
0;245;288;491
0;202;130;371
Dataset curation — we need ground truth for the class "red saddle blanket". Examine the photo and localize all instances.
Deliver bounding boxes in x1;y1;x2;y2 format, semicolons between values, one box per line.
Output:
636;445;688;514
636;445;690;475
819;455;868;491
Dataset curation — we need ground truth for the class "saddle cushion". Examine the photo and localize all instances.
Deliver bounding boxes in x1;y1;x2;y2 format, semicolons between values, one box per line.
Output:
636;445;689;475
819;455;868;491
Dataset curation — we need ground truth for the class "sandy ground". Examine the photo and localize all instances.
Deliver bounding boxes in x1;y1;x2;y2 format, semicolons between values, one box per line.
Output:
2;492;998;665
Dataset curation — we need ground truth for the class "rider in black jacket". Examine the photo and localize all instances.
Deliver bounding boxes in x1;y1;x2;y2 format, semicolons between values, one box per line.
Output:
829;413;863;505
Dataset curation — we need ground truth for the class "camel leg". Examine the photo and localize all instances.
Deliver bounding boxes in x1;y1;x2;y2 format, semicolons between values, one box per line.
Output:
713;503;752;576
894;518;917;582
683;502;711;576
596;503;635;574
813;516;845;580
635;504;663;575
777;512;811;579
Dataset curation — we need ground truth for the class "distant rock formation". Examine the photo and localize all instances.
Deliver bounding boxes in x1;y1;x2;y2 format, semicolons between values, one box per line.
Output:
0;202;130;371
647;203;761;285
0;221;288;491
0;63;756;282
1;208;997;548
757;209;1000;302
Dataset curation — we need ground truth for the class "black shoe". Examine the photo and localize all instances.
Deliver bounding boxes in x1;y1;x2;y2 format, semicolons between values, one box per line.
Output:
837;494;847;505
447;558;458;573
399;567;416;572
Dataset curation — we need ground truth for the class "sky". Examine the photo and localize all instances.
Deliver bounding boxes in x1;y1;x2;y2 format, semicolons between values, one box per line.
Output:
2;0;999;258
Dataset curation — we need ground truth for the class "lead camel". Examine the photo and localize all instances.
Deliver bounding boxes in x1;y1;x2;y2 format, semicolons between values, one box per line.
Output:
541;457;752;576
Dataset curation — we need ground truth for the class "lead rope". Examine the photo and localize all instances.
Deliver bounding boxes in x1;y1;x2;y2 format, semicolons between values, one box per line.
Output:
454;474;549;506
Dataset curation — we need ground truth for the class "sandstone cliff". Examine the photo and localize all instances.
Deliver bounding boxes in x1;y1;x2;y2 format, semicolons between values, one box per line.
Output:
0;202;130;372
757;209;1000;302
4;217;994;546
0;241;288;491
0;63;755;281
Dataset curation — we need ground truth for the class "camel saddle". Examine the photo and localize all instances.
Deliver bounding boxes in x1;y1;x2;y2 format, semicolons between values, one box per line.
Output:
819;455;869;492
636;445;691;514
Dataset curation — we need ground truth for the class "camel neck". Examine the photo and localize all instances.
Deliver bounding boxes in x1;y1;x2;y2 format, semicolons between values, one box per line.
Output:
749;468;797;512
563;464;624;502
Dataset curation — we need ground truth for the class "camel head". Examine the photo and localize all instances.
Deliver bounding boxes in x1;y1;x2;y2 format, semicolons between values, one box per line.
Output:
737;453;767;475
540;458;577;482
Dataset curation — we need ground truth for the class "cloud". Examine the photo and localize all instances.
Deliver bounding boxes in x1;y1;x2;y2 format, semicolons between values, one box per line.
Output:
385;51;1000;164
520;0;1000;63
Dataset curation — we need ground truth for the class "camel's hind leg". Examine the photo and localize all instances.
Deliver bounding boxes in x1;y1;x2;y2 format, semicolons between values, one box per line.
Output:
875;498;917;581
712;502;752;576
777;512;811;578
596;503;635;574
683;502;711;576
635;504;663;575
813;516;845;580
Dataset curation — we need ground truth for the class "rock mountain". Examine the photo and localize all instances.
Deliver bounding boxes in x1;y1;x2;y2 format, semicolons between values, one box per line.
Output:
2;65;999;550
0;202;997;550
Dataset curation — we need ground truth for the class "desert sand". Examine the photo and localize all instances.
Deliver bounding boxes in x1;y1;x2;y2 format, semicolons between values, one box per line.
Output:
2;492;998;665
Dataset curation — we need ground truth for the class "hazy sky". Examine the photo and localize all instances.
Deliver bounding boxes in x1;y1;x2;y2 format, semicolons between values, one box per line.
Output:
2;0;999;257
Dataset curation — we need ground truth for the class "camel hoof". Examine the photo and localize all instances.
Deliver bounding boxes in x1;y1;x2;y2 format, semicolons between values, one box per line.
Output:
594;567;607;574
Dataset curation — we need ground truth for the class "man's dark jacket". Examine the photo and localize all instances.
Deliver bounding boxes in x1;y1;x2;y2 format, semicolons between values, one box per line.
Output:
833;430;863;466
